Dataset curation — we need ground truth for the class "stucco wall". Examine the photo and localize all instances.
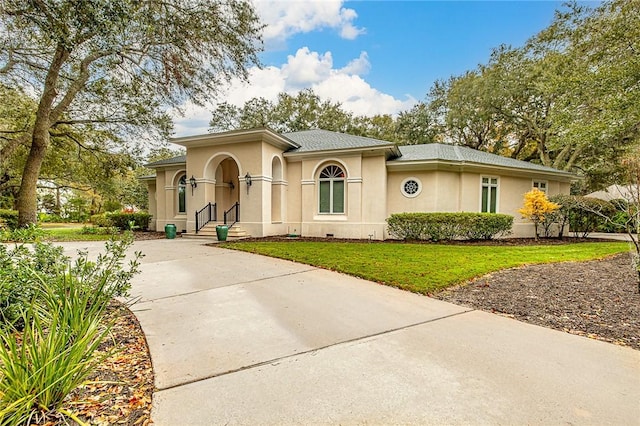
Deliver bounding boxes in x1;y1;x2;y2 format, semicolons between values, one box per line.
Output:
147;182;157;231
386;170;572;238
151;166;188;233
287;153;389;239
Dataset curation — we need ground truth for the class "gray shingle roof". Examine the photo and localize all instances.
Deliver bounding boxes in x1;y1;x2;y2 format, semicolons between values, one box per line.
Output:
284;129;395;153
145;155;186;168
393;144;573;175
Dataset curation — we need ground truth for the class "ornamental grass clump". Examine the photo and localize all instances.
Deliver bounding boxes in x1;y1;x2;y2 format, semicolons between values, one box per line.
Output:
0;233;142;424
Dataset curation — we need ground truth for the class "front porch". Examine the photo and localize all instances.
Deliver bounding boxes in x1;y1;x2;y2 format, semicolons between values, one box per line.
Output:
182;201;249;239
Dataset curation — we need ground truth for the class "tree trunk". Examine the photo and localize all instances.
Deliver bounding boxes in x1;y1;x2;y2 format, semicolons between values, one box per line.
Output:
16;45;70;227
16;130;50;226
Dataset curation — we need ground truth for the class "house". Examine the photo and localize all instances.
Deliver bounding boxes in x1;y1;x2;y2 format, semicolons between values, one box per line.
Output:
587;184;637;203
143;128;576;239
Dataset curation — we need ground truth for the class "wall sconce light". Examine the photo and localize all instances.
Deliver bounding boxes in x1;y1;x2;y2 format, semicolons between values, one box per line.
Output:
245;172;252;194
189;175;197;195
228;180;235;190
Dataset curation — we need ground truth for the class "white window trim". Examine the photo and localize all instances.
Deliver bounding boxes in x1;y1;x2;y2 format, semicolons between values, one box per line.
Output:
400;177;422;198
532;180;548;193
318;165;346;215
480;176;499;213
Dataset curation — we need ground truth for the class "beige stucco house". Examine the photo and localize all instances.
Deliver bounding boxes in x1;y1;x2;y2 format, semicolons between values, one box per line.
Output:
143;128;576;239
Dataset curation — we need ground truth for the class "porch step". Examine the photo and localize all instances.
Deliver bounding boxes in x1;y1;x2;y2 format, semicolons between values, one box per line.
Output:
182;223;249;240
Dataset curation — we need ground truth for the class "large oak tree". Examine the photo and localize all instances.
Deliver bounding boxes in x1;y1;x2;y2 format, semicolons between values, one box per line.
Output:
1;0;263;226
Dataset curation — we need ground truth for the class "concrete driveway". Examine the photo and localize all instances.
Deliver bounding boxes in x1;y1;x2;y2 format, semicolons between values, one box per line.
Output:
62;239;640;425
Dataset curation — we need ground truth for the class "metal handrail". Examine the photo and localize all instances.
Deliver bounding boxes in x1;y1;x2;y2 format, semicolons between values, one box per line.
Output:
195;202;216;233
223;202;239;227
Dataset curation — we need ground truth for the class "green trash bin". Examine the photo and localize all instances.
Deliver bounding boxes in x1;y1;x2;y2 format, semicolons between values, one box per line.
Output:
216;225;228;241
165;224;176;239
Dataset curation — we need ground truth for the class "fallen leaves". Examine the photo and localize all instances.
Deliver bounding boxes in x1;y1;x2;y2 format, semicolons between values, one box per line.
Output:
59;302;154;425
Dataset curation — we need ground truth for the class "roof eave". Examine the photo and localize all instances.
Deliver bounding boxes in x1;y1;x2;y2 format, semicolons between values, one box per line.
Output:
144;159;187;169
171;127;300;150
386;159;579;181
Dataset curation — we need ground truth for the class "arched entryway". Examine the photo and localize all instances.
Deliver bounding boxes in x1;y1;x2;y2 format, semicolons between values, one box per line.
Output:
214;158;240;214
199;154;242;229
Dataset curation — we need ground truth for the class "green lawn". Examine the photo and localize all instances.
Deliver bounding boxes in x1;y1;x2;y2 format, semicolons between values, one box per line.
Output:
219;241;629;294
42;227;117;242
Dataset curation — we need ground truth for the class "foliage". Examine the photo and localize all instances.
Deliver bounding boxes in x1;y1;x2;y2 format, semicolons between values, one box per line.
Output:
220;241;628;294
0;276;112;424
0;209;18;230
518;189;560;240
542;194;615;238
38;213;64;223
0;224;45;243
90;213;115;228
394;0;640;189
106;212;151;231
1;0;263;227
80;225;119;236
386;212;513;241
568;197;615;238
210;89;354;134
545;194;577;238
0;243;66;328
210;88;443;145
598;199;635;233
0;234;142;422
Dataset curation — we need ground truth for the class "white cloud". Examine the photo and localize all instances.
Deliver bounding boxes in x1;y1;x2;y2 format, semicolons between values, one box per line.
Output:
172;47;418;136
281;47;333;87
339;51;370;76
252;0;365;42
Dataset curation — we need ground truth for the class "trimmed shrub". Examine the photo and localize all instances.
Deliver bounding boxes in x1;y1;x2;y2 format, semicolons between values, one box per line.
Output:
386;212;513;241
90;213;114;228
461;213;514;240
0;209;18;230
106;212;152;231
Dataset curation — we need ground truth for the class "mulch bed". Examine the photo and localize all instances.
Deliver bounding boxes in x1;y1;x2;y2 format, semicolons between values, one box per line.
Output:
434;253;640;350
58;302;154;425
133;231;166;241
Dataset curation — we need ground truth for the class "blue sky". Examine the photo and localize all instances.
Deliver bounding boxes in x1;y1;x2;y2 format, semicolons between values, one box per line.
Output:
174;0;591;137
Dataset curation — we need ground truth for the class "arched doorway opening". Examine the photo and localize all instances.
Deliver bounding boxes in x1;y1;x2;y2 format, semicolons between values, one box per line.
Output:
213;157;240;216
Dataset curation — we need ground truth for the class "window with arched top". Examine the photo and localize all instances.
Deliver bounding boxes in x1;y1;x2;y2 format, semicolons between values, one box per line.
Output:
178;175;186;214
318;165;345;214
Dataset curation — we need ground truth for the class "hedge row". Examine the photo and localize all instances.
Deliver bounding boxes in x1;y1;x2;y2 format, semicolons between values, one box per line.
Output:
90;212;152;231
386;212;514;241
